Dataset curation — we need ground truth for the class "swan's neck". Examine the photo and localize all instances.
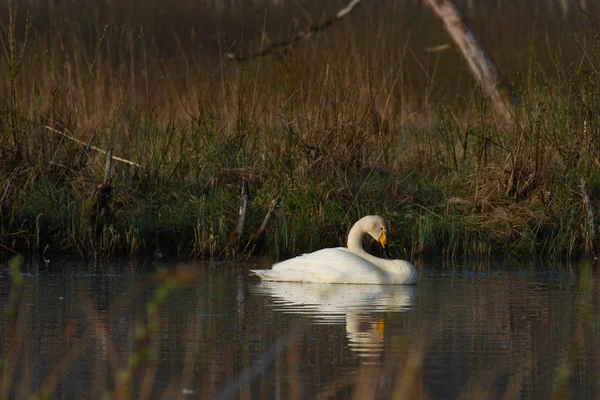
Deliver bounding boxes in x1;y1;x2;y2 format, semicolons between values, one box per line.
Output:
347;222;386;268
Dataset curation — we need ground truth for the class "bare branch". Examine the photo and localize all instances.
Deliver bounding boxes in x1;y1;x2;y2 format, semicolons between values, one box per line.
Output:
43;125;140;168
227;0;364;61
253;198;278;240
424;44;451;52
236;180;249;239
336;0;362;18
243;197;279;256
103;149;113;186
423;0;515;124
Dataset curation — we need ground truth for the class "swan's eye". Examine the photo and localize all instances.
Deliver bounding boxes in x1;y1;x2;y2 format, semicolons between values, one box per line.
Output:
380;226;384;231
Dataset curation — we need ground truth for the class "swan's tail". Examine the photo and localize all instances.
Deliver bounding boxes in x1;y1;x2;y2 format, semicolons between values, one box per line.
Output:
250;269;304;282
249;269;277;281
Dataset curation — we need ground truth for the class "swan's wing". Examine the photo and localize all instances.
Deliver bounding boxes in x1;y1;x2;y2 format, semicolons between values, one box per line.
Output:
251;258;348;283
272;248;353;267
251;248;391;283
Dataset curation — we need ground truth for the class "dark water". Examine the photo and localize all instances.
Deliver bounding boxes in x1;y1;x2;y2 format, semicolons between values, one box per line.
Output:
0;260;598;399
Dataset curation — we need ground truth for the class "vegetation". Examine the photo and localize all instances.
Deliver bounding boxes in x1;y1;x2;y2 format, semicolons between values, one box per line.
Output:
1;0;600;261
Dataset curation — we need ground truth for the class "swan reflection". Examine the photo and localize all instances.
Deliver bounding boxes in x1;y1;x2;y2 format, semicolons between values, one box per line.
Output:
253;282;417;359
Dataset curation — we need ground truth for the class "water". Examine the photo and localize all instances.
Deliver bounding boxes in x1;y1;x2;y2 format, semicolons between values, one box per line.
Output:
0;260;598;399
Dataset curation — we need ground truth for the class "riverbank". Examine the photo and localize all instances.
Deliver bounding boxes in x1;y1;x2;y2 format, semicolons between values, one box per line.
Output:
1;1;599;261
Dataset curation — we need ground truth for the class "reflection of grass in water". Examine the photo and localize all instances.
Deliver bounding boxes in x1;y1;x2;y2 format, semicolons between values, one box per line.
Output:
1;2;600;260
0;256;203;398
1;256;599;398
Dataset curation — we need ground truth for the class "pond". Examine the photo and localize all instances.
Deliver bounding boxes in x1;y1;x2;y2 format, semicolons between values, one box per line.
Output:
0;259;598;399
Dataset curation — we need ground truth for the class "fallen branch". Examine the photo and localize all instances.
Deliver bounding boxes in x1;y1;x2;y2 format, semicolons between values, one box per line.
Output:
243;197;279;255
253;198;278;240
43;125;140;168
226;0;364;61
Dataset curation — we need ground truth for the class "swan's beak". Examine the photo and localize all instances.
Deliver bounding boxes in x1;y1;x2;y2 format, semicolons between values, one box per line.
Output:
378;231;391;259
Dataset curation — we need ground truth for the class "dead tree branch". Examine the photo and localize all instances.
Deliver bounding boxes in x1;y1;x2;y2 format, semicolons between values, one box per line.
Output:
243;197;279;256
423;0;515;124
226;0;364;61
43;125;140;168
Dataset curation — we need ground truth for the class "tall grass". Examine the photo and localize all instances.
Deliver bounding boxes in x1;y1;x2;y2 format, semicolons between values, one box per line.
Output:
0;0;599;260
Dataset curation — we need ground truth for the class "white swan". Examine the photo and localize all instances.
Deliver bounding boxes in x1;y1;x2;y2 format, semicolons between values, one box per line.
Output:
250;215;418;284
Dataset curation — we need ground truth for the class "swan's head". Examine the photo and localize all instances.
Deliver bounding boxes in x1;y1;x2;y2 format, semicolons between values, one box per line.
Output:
359;215;391;258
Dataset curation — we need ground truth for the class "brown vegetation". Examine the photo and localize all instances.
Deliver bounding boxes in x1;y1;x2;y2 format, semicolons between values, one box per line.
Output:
0;0;599;260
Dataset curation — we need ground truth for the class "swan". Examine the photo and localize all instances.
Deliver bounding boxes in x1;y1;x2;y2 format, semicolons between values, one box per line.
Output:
250;215;418;284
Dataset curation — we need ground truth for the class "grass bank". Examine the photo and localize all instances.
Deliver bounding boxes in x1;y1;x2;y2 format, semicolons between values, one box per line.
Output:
1;1;600;261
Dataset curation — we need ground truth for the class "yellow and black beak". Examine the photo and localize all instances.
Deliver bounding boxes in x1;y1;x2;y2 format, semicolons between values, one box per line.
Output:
378;231;391;259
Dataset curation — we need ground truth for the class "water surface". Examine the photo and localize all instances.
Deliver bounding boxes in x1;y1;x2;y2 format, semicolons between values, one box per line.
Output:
0;260;598;399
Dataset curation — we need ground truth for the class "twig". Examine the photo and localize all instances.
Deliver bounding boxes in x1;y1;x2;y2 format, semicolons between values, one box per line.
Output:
254;198;278;239
103;149;113;186
336;0;362;18
236;180;249;239
43;125;140;168
77;132;97;170
226;0;364;61
580;177;595;254
243;198;279;255
468;128;511;153
424;44;451;52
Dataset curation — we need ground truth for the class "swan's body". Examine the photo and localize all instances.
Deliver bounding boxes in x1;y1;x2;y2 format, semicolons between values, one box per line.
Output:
250;215;418;285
